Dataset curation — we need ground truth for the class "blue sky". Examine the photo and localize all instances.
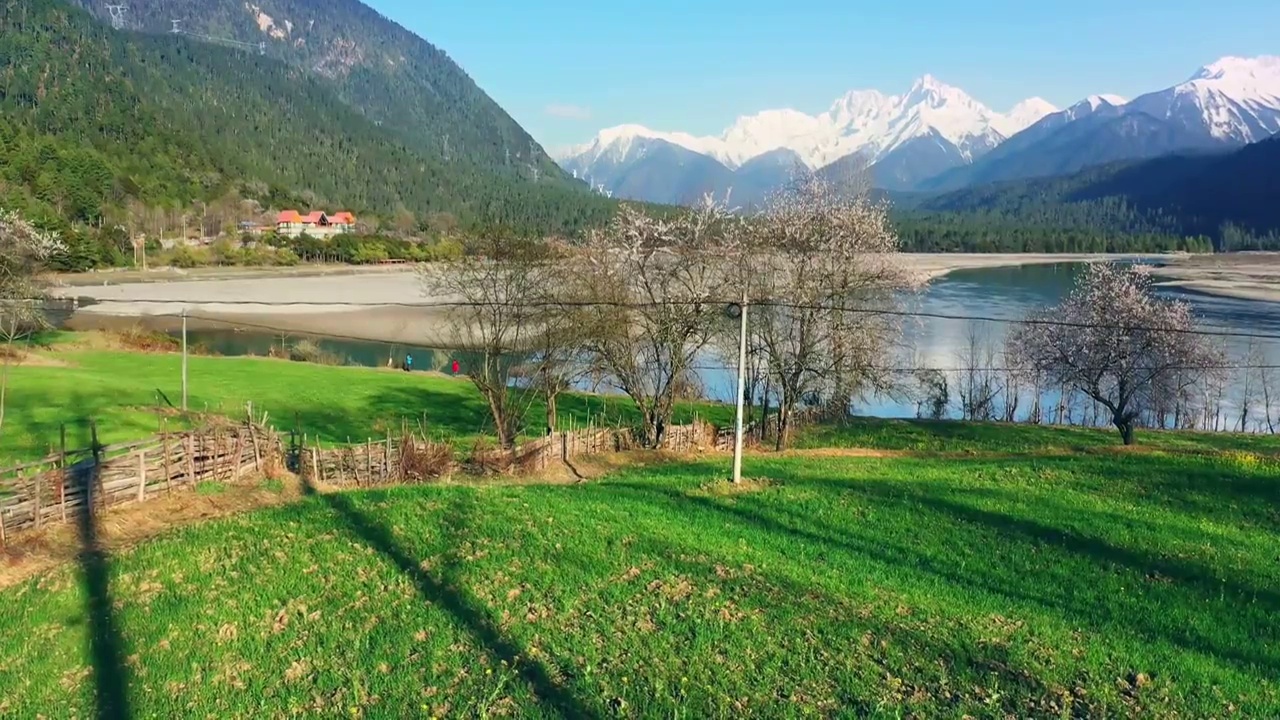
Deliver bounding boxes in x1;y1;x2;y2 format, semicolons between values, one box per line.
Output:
366;0;1280;149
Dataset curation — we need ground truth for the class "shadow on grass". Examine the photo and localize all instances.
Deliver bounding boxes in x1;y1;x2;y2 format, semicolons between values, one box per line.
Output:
606;471;1280;675
300;479;596;718
71;419;132;720
803;416;1280;455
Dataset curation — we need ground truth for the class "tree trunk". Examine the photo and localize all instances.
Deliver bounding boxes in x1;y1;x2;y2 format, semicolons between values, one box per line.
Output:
642;409;665;449
1114;415;1137;446
0;333;14;435
545;391;557;436
775;403;790;452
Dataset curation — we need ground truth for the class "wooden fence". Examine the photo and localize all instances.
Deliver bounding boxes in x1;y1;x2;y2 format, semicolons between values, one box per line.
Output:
2;412;785;545
0;422;279;545
297;434;454;489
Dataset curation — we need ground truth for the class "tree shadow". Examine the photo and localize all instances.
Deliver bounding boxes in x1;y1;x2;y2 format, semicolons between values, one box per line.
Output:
605;477;1280;676
299;478;597;718
69;418;132;720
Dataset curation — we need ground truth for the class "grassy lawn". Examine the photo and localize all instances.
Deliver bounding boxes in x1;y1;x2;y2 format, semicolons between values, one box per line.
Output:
1;424;1277;717
0;336;730;462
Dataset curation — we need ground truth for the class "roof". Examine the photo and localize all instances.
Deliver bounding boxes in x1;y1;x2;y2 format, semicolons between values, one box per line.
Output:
276;210;302;224
331;211;356;224
301;211;327;224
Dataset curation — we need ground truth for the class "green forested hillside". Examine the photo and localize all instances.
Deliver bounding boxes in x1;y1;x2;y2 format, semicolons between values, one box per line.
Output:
902;137;1280;252
66;0;564;180
0;0;618;236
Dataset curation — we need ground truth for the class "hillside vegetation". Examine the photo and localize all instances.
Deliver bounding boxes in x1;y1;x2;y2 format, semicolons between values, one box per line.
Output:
1;421;1277;716
0;0;619;238
902;136;1280;251
67;0;561;179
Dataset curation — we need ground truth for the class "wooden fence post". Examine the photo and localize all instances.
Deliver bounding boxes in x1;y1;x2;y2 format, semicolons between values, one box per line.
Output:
232;430;244;481
366;439;374;484
0;503;6;546
251;425;262;473
185;434;196;485
27;470;41;530
311;447;320;484
137;450;147;502
59;424;68;522
90;420;101;510
385;432;392;482
162;433;173;495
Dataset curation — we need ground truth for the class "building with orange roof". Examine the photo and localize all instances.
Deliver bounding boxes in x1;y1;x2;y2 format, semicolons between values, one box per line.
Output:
275;209;358;238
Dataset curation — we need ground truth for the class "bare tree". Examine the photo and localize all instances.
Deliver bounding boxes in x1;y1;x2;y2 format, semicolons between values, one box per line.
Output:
955;323;1001;421
745;176;915;448
1;209;65;436
571;200;740;447
1233;339;1267;432
421;233;574;451
1012;263;1219;445
913;368;950;420
1259;356;1279;434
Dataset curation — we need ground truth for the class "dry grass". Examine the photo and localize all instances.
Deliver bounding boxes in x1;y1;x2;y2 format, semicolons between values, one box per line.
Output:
0;474;304;590
0;348;73;368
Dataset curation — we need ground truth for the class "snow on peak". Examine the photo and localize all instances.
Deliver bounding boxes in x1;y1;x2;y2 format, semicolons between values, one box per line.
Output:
561;77;1117;171
1181;55;1280;102
1191;55;1280;82
1112;55;1280;142
993;97;1060;136
1085;94;1127;108
556;124;714;165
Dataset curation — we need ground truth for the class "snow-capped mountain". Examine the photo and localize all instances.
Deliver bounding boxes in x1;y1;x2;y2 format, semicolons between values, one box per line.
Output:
923;94;1130;190
928;55;1280;190
559;55;1280;204
557;75;1056;200
560;75;1053;172
1124;56;1280;142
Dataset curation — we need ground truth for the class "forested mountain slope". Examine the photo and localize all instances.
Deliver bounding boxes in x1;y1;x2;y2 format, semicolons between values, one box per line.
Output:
903;135;1280;251
0;0;616;235
65;0;564;180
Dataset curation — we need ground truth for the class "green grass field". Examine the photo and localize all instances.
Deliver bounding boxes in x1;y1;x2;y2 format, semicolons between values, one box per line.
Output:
1;422;1277;717
0;336;730;462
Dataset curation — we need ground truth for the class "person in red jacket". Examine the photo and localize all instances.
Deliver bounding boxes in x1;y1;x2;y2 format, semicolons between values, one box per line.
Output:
451;359;460;375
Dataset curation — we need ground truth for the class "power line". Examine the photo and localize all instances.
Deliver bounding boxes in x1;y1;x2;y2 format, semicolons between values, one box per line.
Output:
42;297;1280;342
168;23;268;55
69;310;1280;375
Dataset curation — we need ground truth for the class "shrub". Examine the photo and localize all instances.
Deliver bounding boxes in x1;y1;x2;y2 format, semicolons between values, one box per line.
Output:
113;325;180;352
287;339;345;365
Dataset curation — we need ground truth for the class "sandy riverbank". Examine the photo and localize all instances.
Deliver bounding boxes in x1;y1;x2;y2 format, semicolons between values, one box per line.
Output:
53;252;1275;342
54;270;461;344
1145;252;1280;304
901;252;1164;280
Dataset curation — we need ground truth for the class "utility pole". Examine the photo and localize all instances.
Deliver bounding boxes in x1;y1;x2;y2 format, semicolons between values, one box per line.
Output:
731;288;749;484
181;309;189;412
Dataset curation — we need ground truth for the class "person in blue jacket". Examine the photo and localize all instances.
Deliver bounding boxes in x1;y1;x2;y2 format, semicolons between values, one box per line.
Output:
404;353;413;372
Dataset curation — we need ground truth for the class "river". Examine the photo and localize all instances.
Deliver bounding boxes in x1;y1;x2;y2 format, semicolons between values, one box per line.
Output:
88;262;1280;429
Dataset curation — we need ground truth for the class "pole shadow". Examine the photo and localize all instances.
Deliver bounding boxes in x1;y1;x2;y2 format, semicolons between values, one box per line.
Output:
299;476;596;718
71;419;132;720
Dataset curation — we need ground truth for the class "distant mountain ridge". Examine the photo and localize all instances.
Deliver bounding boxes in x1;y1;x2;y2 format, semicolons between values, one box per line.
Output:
559;75;1057;201
559;55;1280;207
929;56;1280;189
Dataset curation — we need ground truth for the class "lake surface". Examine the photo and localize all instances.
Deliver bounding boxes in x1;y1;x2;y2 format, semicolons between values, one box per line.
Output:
149;262;1280;428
